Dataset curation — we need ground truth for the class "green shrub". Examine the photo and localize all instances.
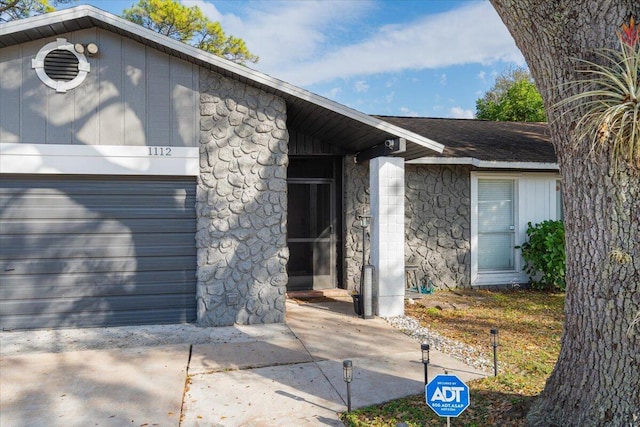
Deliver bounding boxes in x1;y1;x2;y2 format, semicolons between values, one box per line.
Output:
518;220;566;291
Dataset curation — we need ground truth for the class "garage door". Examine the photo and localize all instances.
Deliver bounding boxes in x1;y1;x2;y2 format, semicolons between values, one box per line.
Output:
0;175;197;330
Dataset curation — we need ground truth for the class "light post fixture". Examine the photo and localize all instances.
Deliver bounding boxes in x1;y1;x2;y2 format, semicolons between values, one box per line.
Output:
357;213;371;268
491;328;499;377
343;360;353;412
421;343;430;385
357;212;372;319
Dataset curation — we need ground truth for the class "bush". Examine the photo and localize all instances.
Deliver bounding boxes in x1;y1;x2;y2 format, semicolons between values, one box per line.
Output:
518;220;566;291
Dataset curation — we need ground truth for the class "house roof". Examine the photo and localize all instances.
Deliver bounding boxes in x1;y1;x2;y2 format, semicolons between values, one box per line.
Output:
0;5;443;160
376;116;558;170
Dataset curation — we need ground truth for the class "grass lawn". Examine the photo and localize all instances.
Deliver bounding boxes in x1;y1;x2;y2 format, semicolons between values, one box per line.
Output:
341;289;565;426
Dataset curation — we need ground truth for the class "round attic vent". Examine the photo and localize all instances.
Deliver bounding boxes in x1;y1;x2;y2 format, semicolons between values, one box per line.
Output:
44;49;79;81
32;38;90;93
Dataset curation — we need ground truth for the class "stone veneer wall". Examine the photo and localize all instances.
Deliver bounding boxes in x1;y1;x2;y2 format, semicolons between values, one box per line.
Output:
405;164;471;289
344;161;471;292
196;68;289;326
344;156;369;292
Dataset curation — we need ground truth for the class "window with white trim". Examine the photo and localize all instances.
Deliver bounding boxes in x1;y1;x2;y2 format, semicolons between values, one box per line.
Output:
477;179;515;271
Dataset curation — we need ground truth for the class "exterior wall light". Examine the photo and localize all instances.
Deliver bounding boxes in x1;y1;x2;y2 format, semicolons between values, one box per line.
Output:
86;43;99;55
74;42;99;56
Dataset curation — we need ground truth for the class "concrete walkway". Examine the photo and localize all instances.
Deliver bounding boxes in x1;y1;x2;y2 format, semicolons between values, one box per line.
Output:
0;299;485;426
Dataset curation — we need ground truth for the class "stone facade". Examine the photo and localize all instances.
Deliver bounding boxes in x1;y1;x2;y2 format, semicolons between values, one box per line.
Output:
344;161;472;293
405;164;471;289
344;156;369;293
196;68;289;326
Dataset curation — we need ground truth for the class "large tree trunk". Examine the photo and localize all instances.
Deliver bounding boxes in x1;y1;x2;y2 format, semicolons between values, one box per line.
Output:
489;1;640;426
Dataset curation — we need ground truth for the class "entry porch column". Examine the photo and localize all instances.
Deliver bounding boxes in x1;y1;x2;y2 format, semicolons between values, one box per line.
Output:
370;156;405;317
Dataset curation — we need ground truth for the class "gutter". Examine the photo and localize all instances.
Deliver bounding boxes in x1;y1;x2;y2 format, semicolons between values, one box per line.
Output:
407;157;559;170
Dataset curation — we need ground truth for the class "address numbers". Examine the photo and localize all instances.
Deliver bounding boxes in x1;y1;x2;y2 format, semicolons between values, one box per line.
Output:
148;147;172;156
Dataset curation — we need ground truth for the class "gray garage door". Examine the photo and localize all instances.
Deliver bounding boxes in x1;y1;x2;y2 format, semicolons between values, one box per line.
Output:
0;175;197;330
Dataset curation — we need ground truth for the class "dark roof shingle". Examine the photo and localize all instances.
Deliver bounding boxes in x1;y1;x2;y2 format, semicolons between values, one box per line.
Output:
376;116;557;164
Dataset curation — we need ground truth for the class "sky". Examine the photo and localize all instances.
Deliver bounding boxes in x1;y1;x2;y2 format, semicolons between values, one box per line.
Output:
64;0;526;119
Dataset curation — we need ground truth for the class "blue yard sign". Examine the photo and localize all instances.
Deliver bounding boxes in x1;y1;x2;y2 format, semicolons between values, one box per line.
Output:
425;374;470;418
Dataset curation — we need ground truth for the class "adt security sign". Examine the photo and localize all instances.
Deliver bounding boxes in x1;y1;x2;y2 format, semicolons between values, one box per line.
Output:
426;374;470;418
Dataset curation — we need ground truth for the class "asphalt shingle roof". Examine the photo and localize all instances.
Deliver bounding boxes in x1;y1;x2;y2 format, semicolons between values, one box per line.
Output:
376;116;557;164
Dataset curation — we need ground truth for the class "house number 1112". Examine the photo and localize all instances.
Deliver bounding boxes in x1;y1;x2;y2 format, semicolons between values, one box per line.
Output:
148;147;172;156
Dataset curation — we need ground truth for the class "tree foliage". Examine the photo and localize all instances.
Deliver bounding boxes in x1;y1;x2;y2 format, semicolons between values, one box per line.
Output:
554;18;640;170
0;0;66;22
476;67;547;122
518;220;566;291
122;0;258;65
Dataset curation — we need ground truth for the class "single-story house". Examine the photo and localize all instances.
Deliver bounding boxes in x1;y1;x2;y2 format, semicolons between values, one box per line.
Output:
0;6;560;330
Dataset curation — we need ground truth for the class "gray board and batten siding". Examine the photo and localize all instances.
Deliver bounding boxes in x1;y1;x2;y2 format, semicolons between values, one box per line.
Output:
0;175;197;330
0;26;202;329
0;27;199;147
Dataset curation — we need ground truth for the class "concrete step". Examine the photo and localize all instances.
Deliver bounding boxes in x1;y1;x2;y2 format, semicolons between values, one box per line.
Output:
286;288;352;299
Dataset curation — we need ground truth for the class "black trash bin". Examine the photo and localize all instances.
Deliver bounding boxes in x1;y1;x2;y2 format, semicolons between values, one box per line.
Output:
352;294;363;316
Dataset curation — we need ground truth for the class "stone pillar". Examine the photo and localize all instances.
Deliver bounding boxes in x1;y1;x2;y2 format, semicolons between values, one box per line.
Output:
344;156;370;292
196;69;289;327
370;157;405;317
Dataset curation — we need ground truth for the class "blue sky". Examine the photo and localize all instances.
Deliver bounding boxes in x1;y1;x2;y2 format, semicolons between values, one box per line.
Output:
67;0;525;118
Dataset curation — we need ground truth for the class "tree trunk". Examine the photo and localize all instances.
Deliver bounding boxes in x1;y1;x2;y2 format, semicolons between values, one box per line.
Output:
489;1;640;426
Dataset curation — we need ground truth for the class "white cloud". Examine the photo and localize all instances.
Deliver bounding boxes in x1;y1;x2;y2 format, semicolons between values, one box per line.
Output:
354;80;370;93
440;74;447;86
195;1;522;87
449;107;475;119
183;0;223;21
268;2;519;85
193;0;370;77
478;70;486;81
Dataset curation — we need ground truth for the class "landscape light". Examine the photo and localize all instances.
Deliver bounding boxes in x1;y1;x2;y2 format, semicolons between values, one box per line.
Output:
421;343;430;385
343;360;353;412
491;328;499;376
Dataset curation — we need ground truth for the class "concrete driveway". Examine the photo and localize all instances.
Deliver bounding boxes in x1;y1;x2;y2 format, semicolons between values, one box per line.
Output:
1;345;189;426
1;300;485;426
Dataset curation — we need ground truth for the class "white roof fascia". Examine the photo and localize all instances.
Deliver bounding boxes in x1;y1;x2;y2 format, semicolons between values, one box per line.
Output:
407;156;559;170
1;5;444;154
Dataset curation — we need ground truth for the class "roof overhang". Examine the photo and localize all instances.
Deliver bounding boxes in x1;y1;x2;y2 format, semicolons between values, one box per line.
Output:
407;156;559;171
0;5;444;160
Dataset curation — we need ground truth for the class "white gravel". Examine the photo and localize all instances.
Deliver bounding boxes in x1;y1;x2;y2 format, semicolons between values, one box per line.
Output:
383;315;493;373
